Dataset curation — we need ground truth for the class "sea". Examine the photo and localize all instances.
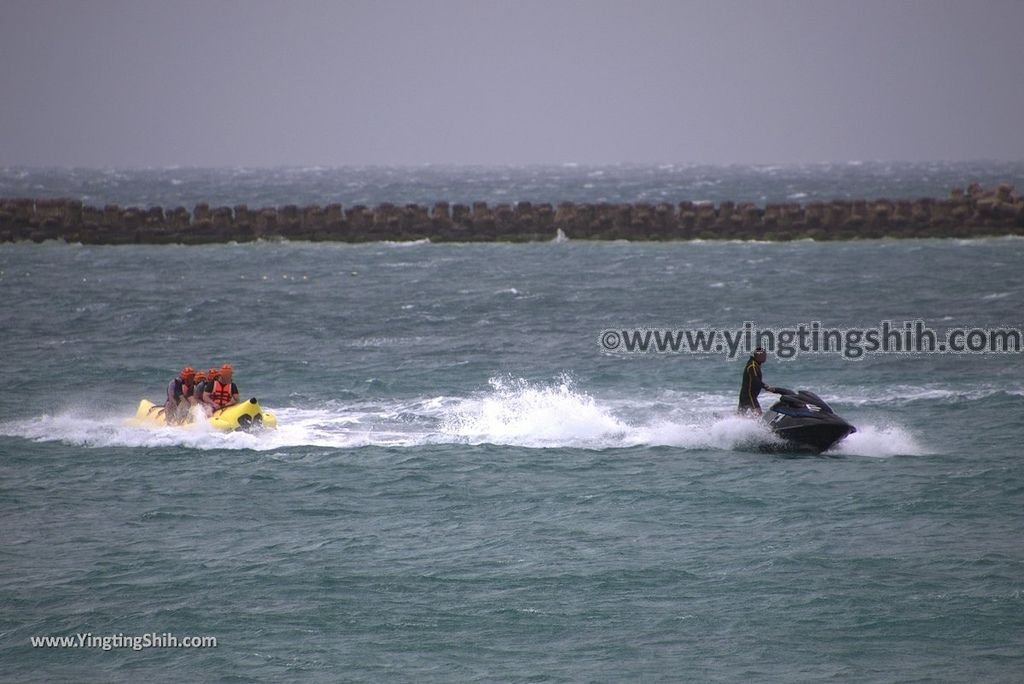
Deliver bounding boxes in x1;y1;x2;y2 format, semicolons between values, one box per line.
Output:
2;163;1023;682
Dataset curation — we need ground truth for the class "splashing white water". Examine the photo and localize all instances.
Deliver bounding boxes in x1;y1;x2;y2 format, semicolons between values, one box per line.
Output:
833;423;927;457
441;375;630;448
1;375;927;455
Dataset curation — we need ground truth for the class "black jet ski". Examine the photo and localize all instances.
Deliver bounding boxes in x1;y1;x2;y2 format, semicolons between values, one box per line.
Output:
762;388;856;453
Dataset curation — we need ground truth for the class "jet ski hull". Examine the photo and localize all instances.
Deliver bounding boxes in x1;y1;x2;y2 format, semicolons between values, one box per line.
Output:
129;398;278;432
764;415;856;453
762;389;855;453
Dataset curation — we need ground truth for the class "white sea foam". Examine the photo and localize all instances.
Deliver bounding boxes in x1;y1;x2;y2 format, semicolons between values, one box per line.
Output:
0;376;931;456
629;413;783;452
381;238;431;247
440;376;629;448
834;384;1017;406
833;423;927;457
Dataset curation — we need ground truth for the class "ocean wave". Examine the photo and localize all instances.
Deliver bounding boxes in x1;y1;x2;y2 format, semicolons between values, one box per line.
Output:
4;162;1023;208
0;375;929;456
834;385;1024;407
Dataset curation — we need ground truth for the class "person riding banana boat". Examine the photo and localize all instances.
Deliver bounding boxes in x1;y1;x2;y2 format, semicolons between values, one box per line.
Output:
165;366;196;424
189;370;208;409
203;364;240;410
131;363;276;432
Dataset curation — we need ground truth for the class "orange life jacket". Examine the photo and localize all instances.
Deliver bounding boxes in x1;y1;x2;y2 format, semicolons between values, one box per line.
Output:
208;380;235;408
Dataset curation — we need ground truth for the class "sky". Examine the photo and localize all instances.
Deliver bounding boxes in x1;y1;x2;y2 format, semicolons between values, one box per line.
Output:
1;0;1022;167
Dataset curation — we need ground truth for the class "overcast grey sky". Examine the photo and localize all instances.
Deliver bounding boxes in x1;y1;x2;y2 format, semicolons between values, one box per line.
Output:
1;0;1022;167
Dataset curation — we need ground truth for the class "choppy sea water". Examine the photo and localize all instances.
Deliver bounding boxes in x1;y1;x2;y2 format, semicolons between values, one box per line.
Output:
2;166;1024;682
3;161;1024;208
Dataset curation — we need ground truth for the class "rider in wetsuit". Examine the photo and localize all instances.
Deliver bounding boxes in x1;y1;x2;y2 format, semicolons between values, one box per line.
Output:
738;348;775;415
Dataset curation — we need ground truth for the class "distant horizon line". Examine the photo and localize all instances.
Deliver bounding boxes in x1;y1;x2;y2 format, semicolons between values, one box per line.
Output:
2;159;1023;172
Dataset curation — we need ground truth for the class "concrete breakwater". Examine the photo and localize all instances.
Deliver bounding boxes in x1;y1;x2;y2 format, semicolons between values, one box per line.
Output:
1;184;1022;244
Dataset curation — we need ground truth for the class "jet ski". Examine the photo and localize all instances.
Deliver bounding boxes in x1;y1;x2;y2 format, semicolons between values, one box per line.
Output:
762;388;855;453
129;398;278;432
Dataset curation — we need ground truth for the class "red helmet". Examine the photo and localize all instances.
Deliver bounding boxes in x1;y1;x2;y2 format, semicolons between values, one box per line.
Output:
180;366;195;380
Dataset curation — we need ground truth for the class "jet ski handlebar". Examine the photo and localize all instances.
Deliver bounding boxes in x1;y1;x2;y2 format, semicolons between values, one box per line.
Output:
771;388;836;414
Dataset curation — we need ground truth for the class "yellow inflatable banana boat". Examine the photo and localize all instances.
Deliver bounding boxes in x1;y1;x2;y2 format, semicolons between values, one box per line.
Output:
130;398;278;432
